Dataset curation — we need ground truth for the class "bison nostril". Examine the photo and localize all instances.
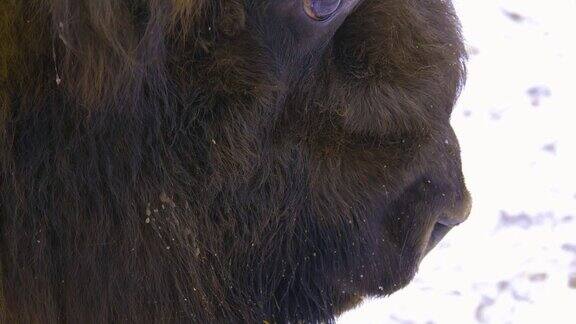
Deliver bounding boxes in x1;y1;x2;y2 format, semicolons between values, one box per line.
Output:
424;191;472;255
437;190;472;227
437;212;467;227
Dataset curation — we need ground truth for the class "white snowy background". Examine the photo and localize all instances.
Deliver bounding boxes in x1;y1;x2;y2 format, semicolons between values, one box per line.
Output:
338;0;576;323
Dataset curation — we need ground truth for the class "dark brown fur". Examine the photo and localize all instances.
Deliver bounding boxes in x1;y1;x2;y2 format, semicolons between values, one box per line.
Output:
0;0;469;322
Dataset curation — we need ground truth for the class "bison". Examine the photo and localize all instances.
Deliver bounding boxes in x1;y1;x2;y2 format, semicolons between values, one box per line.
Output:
0;0;470;322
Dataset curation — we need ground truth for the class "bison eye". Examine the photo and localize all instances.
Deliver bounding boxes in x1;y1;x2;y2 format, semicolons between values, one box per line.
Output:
303;0;341;21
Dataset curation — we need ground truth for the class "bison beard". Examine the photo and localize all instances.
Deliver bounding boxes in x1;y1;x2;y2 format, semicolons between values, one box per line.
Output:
0;0;470;323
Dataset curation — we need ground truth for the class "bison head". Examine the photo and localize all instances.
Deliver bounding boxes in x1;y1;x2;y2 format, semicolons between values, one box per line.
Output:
0;0;470;322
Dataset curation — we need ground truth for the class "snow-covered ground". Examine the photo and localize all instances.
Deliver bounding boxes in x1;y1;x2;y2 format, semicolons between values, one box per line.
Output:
338;0;576;323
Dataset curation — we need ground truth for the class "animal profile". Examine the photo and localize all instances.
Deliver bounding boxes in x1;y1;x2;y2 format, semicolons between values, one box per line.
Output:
0;0;470;322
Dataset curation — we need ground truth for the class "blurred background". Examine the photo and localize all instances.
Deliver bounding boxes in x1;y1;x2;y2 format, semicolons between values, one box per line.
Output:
338;0;576;323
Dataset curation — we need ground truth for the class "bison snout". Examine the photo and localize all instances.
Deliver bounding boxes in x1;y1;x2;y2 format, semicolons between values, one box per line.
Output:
438;190;472;227
425;189;472;254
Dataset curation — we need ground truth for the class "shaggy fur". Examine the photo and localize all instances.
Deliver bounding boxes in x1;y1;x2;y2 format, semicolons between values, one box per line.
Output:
0;0;469;322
